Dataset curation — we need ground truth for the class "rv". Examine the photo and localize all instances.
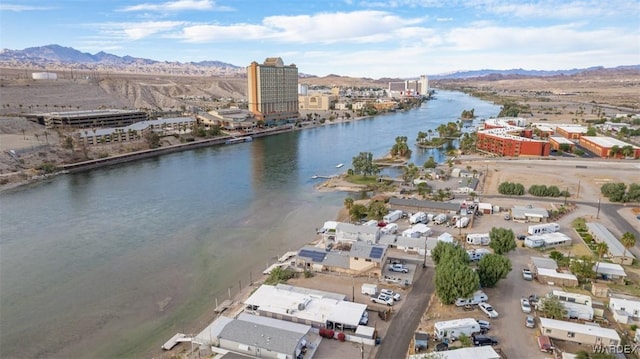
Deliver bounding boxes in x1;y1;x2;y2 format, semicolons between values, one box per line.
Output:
380;223;398;234
433;318;481;340
468;248;491;262
466;233;490;246
363;220;379;227
383;210;403;224
454;216;470;228
434;213;448;225
455;290;488;306
361;283;378;296
409;212;427;224
528;223;560;235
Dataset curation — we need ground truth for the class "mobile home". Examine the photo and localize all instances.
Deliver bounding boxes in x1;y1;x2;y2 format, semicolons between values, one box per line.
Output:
466;233;490;246
539;317;620;346
383;210;403;224
528;223;560;235
455;290;488;307
433;318;481;340
409;212;427;224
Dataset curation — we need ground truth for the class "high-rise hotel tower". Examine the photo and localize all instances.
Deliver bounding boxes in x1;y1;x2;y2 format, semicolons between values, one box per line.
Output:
247;57;299;123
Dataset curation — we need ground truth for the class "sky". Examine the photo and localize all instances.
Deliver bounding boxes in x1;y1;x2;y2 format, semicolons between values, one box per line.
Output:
1;0;639;78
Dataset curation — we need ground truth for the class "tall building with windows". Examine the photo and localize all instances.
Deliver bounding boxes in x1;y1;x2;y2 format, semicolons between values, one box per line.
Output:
247;57;299;123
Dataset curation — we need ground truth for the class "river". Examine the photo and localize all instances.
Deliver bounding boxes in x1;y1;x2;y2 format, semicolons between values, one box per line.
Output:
0;90;500;358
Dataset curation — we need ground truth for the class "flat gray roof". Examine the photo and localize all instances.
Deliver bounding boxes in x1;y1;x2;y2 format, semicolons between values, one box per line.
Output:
336;222;380;235
531;256;558;270
512;206;549;218
389;198;460;211
219;318;306;354
587;223;634;258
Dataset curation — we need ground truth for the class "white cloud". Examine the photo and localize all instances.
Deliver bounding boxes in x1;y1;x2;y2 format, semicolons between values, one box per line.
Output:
177;10;425;44
0;4;53;11
99;21;186;41
120;0;232;12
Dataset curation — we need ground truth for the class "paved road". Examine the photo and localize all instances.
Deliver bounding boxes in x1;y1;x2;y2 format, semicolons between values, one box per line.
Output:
375;265;434;359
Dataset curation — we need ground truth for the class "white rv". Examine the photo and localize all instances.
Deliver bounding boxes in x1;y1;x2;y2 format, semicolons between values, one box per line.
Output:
466;233;490;246
528;223;560;235
454;216;470;228
380;223;398;234
455;290;489;306
409;212;427;224
363;220;379;227
434;213;448;225
383;210;403;224
433;318;481;340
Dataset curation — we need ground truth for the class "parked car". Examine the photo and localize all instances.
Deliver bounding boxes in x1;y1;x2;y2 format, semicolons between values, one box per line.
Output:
476;320;491;331
522;268;533;281
521;298;532;313
479;302;499;318
472;334;498;346
389;264;409;273
525;315;535;328
529;294;540;304
380;288;401;301
371;294;394;306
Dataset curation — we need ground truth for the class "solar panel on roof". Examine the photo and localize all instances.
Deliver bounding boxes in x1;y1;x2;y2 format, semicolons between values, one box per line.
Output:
369;247;384;259
299;249;326;262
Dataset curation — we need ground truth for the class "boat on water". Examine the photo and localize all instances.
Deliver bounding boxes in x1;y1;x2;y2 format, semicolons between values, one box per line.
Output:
336;163;344;168
225;136;253;145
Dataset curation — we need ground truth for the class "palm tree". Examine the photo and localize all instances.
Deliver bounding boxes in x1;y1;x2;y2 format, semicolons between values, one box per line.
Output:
344;197;354;210
621;232;636;260
593;242;609;280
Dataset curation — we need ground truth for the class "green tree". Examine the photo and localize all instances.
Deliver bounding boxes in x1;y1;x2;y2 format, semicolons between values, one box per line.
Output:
367;201;388;220
569;255;595;282
349;203;368;222
145;131;161;148
539;296;564;319
435;259;479;305
423;156;437;169
621;232;636;260
344;197;354;210
586;126;597;136
600;183;627;202
390;136;412;158
402;163;420;186
431;242;470;266
351;152;380;177
264;267;296;285
575;350;615;359
457;333;473;347
594;242;609;279
477;254;512;287
488;227;516;255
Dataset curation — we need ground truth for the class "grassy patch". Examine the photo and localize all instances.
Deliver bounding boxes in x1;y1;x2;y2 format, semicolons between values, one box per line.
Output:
608;282;640;297
345;175;380;186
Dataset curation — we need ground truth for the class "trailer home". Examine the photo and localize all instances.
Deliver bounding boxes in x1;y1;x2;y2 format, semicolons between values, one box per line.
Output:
434;213;448;225
539;317;620;346
409;212;427;224
433;318;481;340
466;233;490;246
455;290;488;306
383;210;403;224
528;223;560;235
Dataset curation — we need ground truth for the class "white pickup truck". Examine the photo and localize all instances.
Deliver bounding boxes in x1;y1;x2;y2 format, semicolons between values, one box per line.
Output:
371;294;394;306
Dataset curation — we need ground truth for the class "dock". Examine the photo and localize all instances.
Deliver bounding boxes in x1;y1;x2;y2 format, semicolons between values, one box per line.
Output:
311;174;337;179
263;251;299;274
161;333;190;350
214;299;233;314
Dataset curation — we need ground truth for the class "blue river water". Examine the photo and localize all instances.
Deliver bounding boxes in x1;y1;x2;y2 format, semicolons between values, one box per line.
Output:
0;90;500;358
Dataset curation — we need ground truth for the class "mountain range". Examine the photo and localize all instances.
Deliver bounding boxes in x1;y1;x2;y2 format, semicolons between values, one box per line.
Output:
1;44;638;79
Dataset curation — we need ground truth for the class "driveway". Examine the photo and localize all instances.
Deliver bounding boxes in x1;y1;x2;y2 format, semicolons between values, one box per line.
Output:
481;246;554;359
375;265;434;359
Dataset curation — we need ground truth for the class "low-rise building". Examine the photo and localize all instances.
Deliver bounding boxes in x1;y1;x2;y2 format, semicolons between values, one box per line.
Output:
26;109;148;128
388;198;460;215
539;317;620;346
549;136;576;151
555;125;589;139
296;242;388;276
378;234;426;256
578;136;640;159
244;284;368;331
335;222;381;243
524;232;572;248
511;206;549;223
593;262;627;283
609;294;640;324
536;267;579;287
586;223;635;265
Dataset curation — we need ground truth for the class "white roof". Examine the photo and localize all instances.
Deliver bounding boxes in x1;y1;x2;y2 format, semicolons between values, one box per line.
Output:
411;223;431;233
322;221;339;231
529;232;572;245
438;232;455;243
244;285;367;327
336;222;380;235
549;135;574;145
556;125;589;133
434;317;478;330
581;136;640;149
587;223;633;258
537;267;578;281
539;317;620;341
512;206;549;218
409;346;500;359
593;262;627;277
467;233;489;239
